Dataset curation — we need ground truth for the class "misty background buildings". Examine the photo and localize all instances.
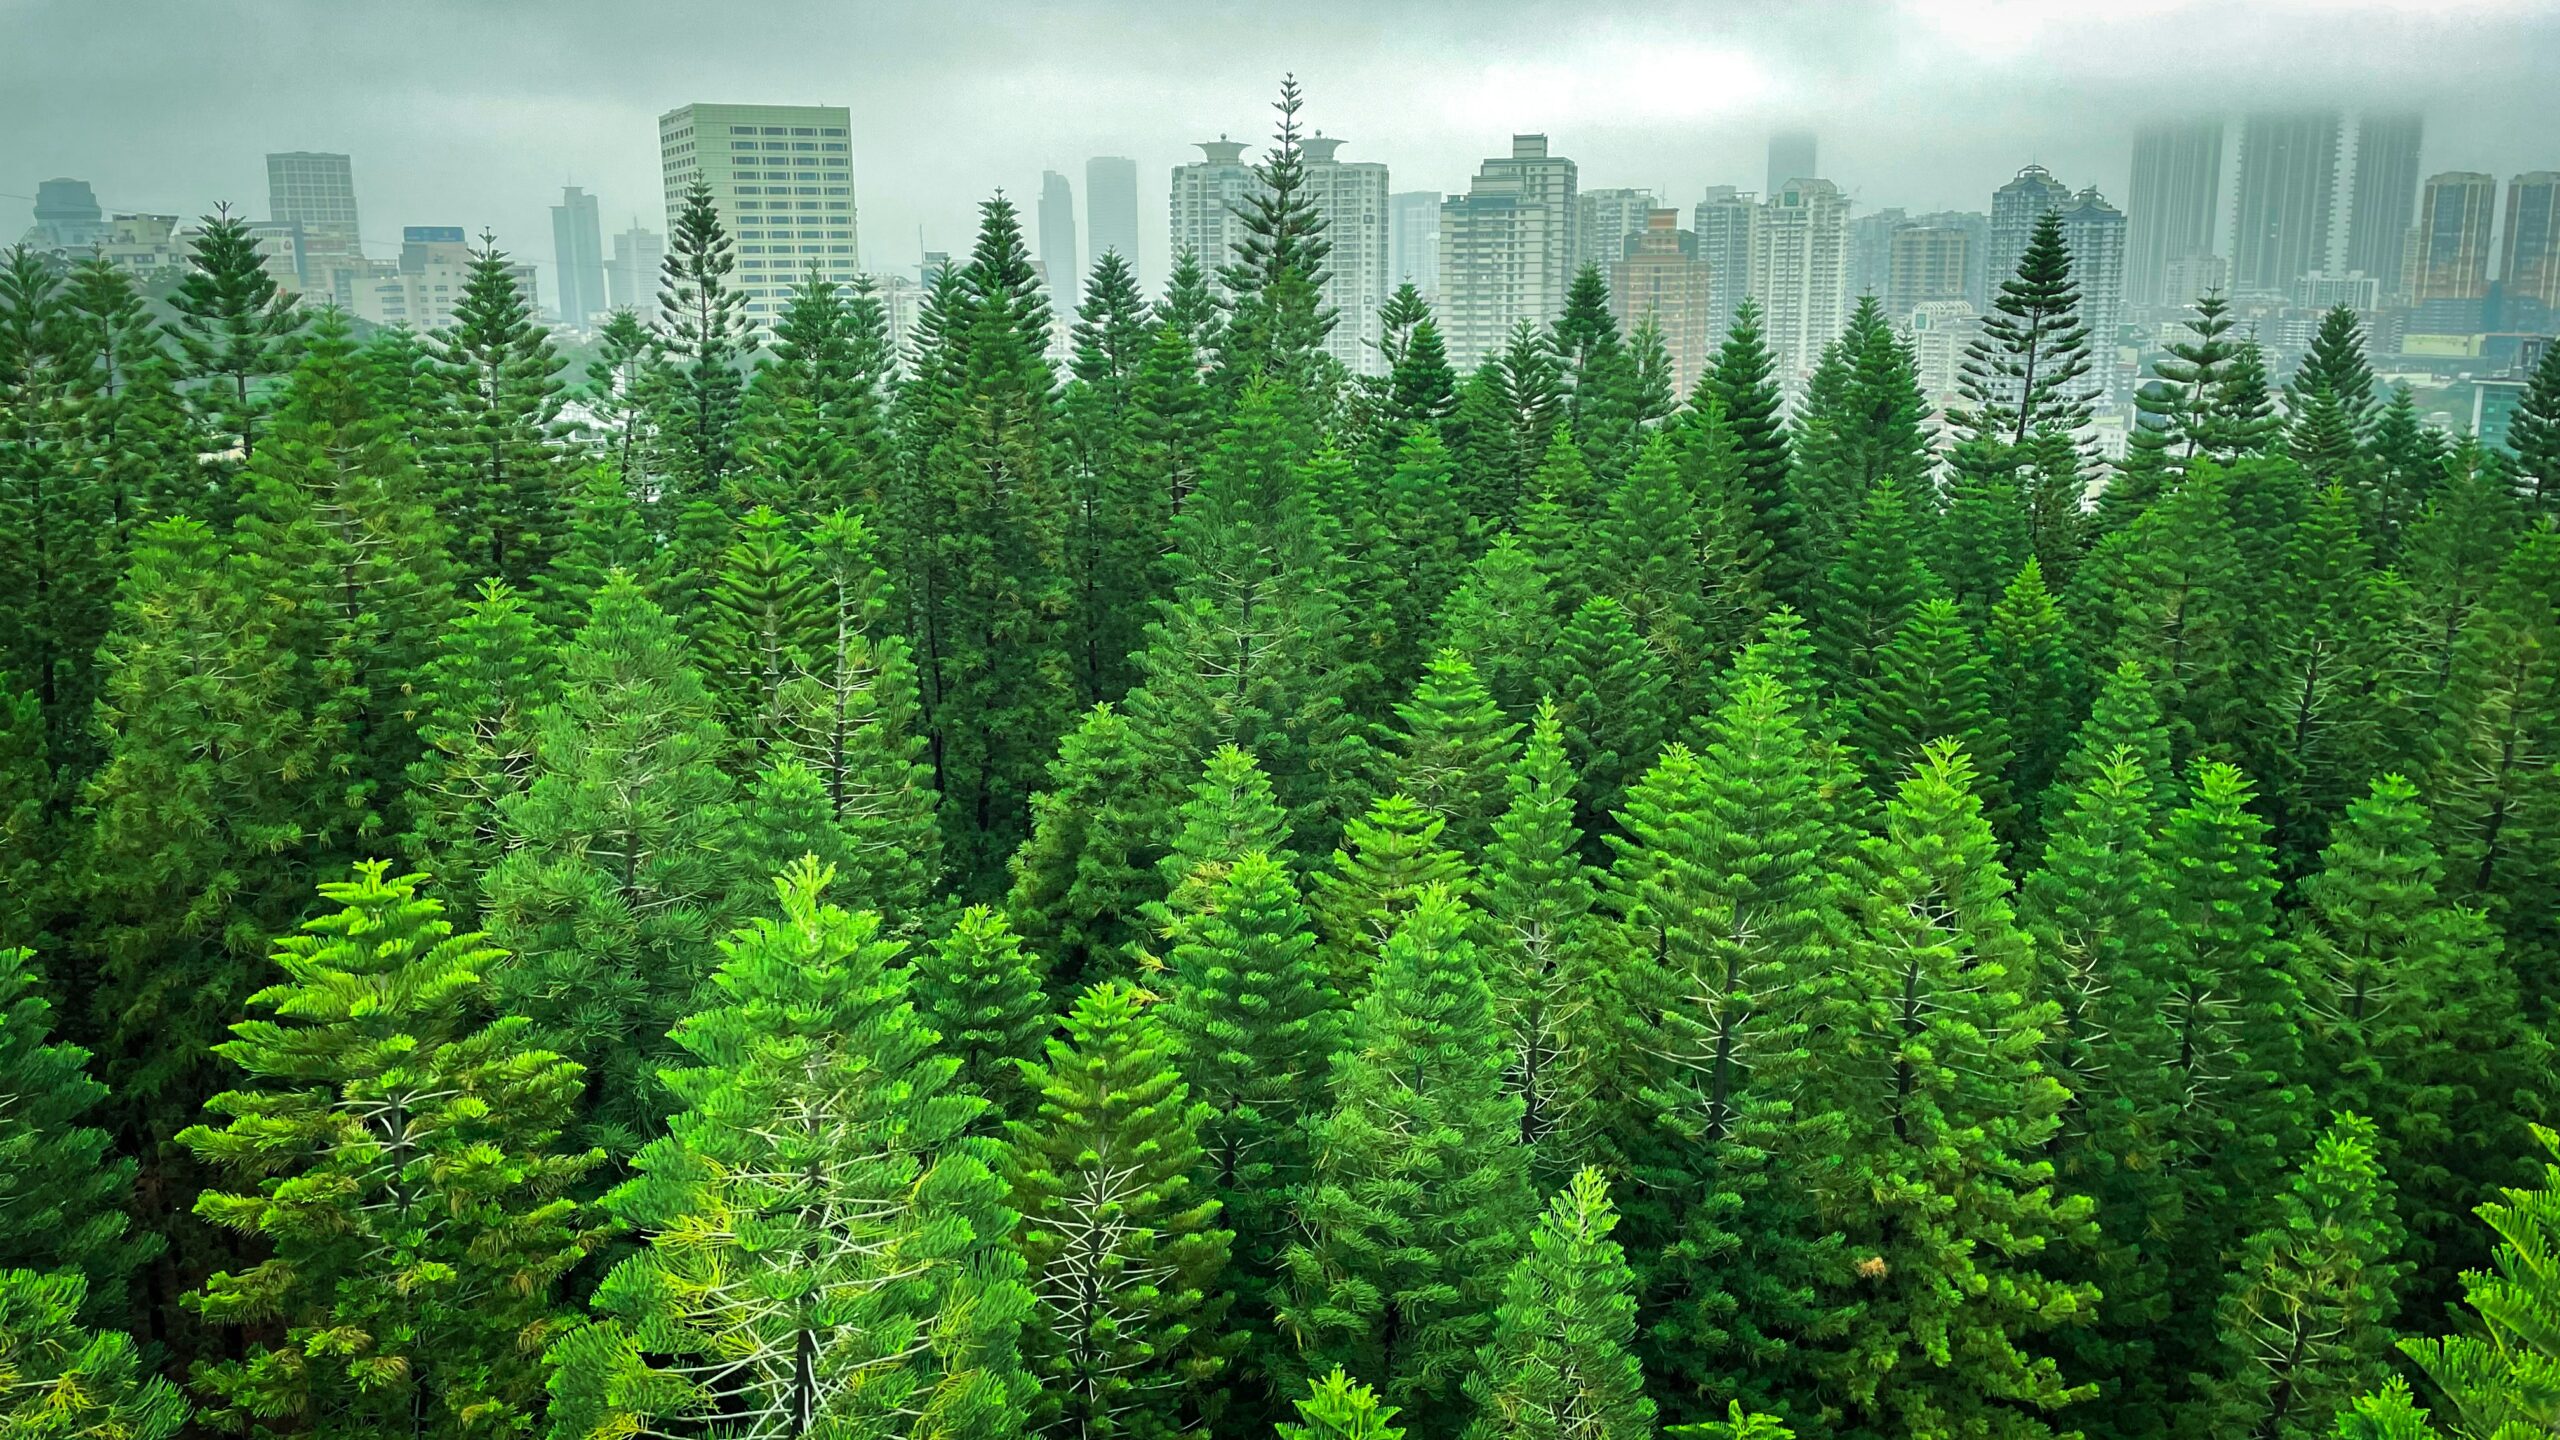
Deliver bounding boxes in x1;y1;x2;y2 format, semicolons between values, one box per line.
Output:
17;92;2557;451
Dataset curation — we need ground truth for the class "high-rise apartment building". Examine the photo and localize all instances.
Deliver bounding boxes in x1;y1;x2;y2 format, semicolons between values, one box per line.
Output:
1887;224;1972;321
1439;134;1579;367
609;223;665;314
2231;111;2342;298
1611;208;1714;393
551;185;608;326
2059;186;2128;391
1767;131;1817;197
1988;165;2072;294
1575;187;1657;276
266;151;361;258
1300;136;1391;373
2125;120;2223;308
2406;171;2497;327
1389;190;1442;296
1693;185;1756;350
1749;178;1850;389
1085;156;1141;288
1038;169;1080;314
1169;137;1256;275
2500;172;2560;330
1907;300;1981;404
1848;208;1907;301
657;102;861;329
2345;113;2423;296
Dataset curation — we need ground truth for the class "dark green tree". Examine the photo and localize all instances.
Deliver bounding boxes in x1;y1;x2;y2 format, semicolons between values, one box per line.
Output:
736;269;891;516
0;946;153;1323
2502;325;2560;516
1387;650;1524;858
914;903;1052;1126
651;179;756;502
426;235;572;585
162;204;306;469
1218;76;1338;386
1954;209;2095;449
1704;301;1803;600
399;580;557;906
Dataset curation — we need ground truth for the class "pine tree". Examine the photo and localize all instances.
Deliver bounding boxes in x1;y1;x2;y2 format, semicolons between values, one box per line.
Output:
1543;596;1671;838
776;509;942;925
1008;981;1232;1439
544;862;1035;1440
1556;264;1642;480
1597;434;1721;696
2398;444;2522;715
398;581;555;902
59;249;199;536
1807;744;2096;1440
736;270;891;517
1450;327;1567;531
1705;301;1803;601
915;903;1052;1126
1812;477;1942;697
2294;774;2550;1308
0;947;152;1324
2247;483;2392;867
2209;341;2282;458
0;1268;187;1440
2364;383;2446;554
1479;704;1603;1177
427;234;572;586
652;179;756;502
0;689;44;952
2504;328;2560;517
2068;466;2249;763
1849;597;2014;819
2203;1112;2404;1440
1515;426;1601;613
1955;209;2095;449
1432;534;1558;723
1987;559;2081;832
701;505;826;762
1006;703;1161;988
162;204;305;469
1388;650;1524;858
2288;306;2378;426
1218;76;1338;387
1786;298;1932;579
1461;1169;1656;1440
1928;438;2030;623
1061;249;1162;704
482;575;743;1151
182;864;603;1438
1281;1369;1407;1440
1141;743;1297;956
1312;794;1473;992
1279;889;1532;1427
582;306;656;487
2048;658;2180;831
1379;430;1475;687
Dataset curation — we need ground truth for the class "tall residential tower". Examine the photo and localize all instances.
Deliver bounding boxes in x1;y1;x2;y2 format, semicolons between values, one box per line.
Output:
1439;134;1579;367
2230;111;2341;298
2125;120;2223;307
1038;169;1080;313
1085;156;1141;288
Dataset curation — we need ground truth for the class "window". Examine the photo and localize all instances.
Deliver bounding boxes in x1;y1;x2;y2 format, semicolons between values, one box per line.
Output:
822;127;845;137
822;142;847;152
794;142;817;151
736;185;761;195
765;141;789;151
732;140;758;151
761;126;785;135
795;186;817;196
791;127;814;136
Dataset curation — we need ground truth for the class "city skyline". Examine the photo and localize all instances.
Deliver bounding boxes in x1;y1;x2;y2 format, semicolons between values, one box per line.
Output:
10;0;2558;305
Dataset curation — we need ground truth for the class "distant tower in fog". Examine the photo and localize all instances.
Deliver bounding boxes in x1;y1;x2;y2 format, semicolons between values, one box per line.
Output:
1039;169;1080;313
1766;130;1816;197
1085;156;1140;289
2126;120;2223;308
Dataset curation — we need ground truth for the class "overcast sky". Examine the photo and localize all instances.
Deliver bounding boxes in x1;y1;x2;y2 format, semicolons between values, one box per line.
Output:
8;0;2559;300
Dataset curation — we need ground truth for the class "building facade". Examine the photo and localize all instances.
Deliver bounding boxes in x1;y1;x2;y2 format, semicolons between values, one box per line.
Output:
1169;137;1255;275
1575;187;1657;276
2501;172;2560;331
1749;177;1851;390
1389;189;1442;297
23;177;108;251
657;102;861;331
355;227;536;333
2059;186;2129;392
1693;185;1757;351
1038;169;1080;315
608;224;664;315
2345;113;2424;297
266;151;361;260
1085;156;1141;289
1848;207;1907;302
2125;119;2223;309
1439;134;1579;367
2231;111;2342;299
1907;299;1981;407
1988;165;2073;296
551;185;608;326
2406;171;2497;313
1611;208;1713;394
1301;136;1391;373
1887;223;1972;322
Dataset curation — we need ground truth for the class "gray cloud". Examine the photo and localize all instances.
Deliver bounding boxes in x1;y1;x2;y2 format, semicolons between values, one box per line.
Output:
8;0;2558;298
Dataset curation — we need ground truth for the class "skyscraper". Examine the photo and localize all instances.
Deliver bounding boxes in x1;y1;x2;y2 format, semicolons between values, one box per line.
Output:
657;102;861;330
1988;165;2072;294
1611;208;1714;394
1169;137;1256;276
23;178;106;250
1439;134;1579;367
1749;177;1850;389
551;185;608;326
1767;130;1817;197
1575;187;1656;276
1847;208;1908;301
1038;168;1080;314
266;151;361;259
2501;172;2560;331
1085;156;1141;288
1389;190;1442;296
2058;187;2129;392
2125;120;2223;308
1300;136;1391;373
2230;111;2342;298
2345;113;2423;296
1693;185;1756;349
609;223;665;315
2406;171;2497;330
1887;224;1972;321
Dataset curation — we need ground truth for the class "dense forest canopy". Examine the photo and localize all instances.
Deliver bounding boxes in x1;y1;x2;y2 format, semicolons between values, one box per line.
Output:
5;79;2560;1440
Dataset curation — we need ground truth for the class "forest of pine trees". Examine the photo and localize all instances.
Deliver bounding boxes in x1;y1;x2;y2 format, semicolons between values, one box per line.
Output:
8;81;2560;1440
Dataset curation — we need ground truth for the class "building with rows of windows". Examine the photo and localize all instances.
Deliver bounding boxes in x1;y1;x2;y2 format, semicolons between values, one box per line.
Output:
656;102;860;330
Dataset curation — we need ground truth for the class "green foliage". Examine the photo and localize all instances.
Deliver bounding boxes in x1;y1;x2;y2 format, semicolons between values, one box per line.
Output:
1479;704;1603;1179
1007;703;1161;987
427;236;572;586
162;205;305;467
1007;982;1231;1438
1955;209;2095;449
400;581;557;904
1544;596;1671;837
1279;1368;1407;1440
736;270;891;516
1311;794;1473;992
915;904;1052;1126
651;179;756;502
0;948;151;1323
1388;650;1524;857
1461;1168;1656;1440
182;864;602;1438
0;1268;187;1440
544;863;1033;1439
1705;302;1802;602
